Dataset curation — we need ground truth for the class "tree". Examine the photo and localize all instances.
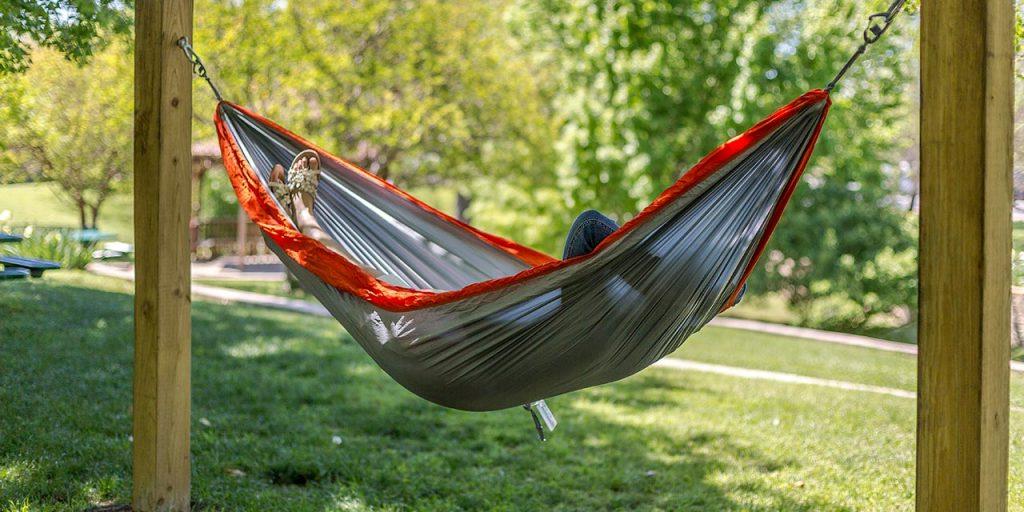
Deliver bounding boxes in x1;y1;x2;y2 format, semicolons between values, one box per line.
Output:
513;0;919;329
192;0;557;185
515;0;789;220
0;45;133;229
192;0;559;248
737;1;919;330
0;0;132;74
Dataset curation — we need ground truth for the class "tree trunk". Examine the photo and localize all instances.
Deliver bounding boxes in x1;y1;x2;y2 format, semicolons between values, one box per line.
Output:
77;200;88;230
456;192;472;224
89;203;101;230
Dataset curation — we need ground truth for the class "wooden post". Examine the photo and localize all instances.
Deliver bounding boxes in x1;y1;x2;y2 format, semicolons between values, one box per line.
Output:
133;0;193;510
918;0;1012;510
236;206;248;269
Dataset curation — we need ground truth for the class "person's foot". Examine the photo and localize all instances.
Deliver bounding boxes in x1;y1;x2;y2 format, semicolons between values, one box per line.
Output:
269;163;293;217
284;151;344;255
268;149;321;223
271;151;381;277
290;152;320;226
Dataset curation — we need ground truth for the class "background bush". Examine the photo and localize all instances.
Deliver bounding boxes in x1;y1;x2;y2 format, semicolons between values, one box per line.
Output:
2;226;93;270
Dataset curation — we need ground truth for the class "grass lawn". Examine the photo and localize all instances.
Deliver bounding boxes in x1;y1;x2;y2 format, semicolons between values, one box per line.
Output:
2;272;1023;511
176;275;1024;408
679;327;1024;409
0;182;456;248
0;182;134;243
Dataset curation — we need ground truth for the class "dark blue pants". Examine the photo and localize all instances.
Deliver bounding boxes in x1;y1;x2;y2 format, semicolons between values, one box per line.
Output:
562;210;619;259
562;209;746;304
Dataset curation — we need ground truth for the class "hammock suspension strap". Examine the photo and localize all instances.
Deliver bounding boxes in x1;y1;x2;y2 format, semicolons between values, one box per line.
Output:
177;36;224;101
825;0;908;92
523;400;557;441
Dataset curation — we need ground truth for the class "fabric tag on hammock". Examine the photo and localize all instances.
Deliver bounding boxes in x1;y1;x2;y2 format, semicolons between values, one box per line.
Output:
531;400;557;432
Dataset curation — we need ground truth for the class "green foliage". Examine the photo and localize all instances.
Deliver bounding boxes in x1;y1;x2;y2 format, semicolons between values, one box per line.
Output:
6;273;1024;509
0;183;135;243
0;0;967;334
513;0;780;222
466;179;570;255
193;0;558;189
745;1;919;330
2;226;94;270
512;0;919;329
0;0;132;74
200;169;240;221
0;44;133;230
1014;250;1024;287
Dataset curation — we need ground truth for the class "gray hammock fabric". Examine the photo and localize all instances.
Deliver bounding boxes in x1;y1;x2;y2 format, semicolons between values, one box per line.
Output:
215;90;830;411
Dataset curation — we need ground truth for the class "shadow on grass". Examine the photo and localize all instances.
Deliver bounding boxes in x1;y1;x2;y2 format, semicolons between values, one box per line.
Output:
0;278;850;511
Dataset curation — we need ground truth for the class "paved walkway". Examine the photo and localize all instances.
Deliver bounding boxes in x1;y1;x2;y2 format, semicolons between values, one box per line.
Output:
653;359;1023;414
710;317;1024;373
88;263;1024;378
709;317;914;354
654;358;915;399
90;262;328;316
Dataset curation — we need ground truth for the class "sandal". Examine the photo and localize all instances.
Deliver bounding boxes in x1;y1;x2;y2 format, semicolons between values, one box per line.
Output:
269;149;320;219
287;149;321;209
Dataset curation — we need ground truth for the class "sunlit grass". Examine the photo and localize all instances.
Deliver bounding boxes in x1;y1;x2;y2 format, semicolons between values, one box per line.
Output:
197;275;1024;409
1;182;134;243
2;272;1022;510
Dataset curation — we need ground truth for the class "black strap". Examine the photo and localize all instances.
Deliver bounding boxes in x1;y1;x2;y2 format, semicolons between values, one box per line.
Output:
825;0;908;92
523;404;546;441
177;37;224;102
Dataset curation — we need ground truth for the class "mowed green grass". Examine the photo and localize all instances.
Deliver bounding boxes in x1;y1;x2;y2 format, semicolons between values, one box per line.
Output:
3;272;1024;511
197;277;1024;409
0;182;134;243
0;181;455;248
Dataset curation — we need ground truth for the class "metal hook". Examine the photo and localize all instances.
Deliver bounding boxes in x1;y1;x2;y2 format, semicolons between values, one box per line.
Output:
825;0;908;92
177;37;224;102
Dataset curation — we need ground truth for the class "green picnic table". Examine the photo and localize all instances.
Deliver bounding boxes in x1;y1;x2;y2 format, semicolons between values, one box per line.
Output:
0;256;61;278
67;229;116;244
0;232;62;279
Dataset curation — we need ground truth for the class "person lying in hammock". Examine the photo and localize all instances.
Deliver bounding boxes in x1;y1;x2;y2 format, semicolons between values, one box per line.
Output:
269;151;744;302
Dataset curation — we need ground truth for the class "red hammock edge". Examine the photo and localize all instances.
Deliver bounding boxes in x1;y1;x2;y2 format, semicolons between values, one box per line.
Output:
215;89;831;312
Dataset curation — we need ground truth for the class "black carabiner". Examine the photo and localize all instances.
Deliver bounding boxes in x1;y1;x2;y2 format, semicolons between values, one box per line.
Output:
825;0;908;92
176;37;224;102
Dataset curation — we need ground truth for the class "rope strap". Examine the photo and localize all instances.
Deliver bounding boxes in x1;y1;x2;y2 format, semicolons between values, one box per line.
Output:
177;37;224;101
825;0;908;92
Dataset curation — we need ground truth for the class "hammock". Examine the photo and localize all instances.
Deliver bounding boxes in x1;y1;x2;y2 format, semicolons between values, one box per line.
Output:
186;0;905;419
215;90;828;412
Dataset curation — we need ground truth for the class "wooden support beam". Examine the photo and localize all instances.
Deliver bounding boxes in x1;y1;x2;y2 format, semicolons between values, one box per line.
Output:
236;207;248;269
133;0;194;510
918;0;1012;510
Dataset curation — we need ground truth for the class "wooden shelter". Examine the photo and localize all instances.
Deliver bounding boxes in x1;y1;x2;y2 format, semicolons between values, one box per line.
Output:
132;0;1013;510
189;140;219;253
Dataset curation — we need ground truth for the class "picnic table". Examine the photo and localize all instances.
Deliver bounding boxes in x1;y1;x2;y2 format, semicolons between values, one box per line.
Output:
67;229;116;244
0;232;61;279
0;233;24;244
0;256;61;277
